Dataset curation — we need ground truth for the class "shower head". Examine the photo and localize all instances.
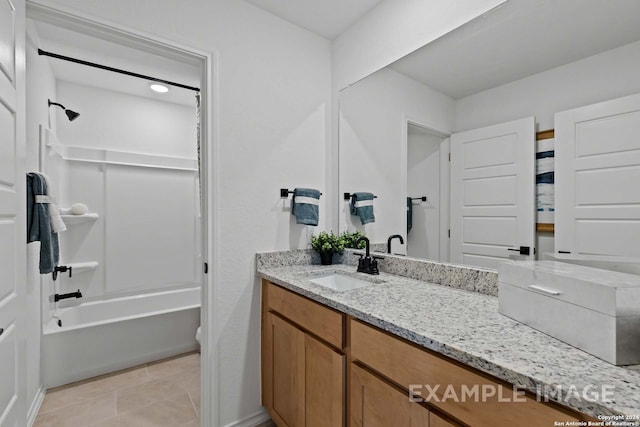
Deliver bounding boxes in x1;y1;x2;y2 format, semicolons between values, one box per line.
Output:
65;109;80;121
48;99;80;122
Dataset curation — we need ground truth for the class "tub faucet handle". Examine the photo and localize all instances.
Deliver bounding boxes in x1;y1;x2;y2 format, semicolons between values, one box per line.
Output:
52;265;73;281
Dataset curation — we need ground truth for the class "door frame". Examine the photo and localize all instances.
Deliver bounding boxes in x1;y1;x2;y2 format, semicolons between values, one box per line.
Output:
25;2;220;425
401;116;451;261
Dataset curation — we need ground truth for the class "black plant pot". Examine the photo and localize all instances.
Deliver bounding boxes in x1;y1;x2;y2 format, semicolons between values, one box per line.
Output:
319;251;334;265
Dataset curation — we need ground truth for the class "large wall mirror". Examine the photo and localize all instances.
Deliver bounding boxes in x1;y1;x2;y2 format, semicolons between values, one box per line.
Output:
338;0;640;269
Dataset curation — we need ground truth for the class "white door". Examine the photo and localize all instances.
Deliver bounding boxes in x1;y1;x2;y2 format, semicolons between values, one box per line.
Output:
555;92;640;257
450;117;535;269
0;0;25;426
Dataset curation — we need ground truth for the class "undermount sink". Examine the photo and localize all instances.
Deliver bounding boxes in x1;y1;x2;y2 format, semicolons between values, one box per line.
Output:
309;273;379;292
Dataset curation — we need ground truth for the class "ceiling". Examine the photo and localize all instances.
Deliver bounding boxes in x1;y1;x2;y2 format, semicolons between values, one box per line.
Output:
245;0;382;39
389;0;640;99
33;21;201;107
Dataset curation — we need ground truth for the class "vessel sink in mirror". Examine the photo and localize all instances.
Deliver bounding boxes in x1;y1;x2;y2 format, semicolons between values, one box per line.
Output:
338;0;640;270
309;273;380;292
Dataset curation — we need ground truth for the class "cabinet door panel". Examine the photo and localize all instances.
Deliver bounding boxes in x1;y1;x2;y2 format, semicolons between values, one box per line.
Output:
305;334;344;427
430;412;457;427
271;314;305;427
350;364;428;427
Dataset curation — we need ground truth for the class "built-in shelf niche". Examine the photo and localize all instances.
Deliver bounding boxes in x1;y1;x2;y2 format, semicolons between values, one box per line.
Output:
60;213;99;225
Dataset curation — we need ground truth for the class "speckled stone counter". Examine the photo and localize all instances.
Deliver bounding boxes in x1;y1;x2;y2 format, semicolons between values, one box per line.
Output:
256;251;640;419
257;248;499;296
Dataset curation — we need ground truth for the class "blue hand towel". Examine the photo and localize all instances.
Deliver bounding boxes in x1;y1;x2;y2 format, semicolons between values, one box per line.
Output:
27;172;60;274
292;188;320;226
350;192;375;225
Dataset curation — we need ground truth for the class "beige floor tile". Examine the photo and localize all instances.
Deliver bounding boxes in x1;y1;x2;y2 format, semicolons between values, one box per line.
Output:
146;352;200;379
166;365;200;396
188;389;200;416
116;376;189;414
40;366;149;414
119;393;198;427
34;392;116;427
36;352;200;426
88;416;126;427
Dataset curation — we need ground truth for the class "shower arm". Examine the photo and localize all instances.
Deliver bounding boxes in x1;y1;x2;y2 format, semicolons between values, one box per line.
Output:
48;100;66;110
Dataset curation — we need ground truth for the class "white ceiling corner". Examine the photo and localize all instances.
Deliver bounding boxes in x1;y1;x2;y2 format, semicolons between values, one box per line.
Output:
245;0;382;39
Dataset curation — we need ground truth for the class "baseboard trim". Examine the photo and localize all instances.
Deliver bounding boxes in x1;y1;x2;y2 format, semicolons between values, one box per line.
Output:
223;408;271;427
27;387;46;427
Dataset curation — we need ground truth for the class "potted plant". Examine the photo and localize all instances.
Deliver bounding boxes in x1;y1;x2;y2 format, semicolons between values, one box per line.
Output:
311;231;345;265
341;230;367;249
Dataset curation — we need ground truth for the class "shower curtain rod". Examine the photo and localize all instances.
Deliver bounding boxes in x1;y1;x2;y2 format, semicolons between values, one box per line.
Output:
38;48;200;92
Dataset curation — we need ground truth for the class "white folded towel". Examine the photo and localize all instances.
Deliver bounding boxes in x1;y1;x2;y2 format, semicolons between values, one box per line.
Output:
40;173;66;234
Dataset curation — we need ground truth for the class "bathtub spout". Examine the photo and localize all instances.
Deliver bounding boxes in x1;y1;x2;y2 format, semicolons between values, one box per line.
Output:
54;290;83;302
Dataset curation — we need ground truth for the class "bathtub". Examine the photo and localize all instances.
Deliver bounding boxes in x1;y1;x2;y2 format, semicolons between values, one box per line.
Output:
42;286;200;388
545;253;640;275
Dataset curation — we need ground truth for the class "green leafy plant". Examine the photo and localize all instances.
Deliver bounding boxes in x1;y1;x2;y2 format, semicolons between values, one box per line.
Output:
341;230;367;249
310;231;345;255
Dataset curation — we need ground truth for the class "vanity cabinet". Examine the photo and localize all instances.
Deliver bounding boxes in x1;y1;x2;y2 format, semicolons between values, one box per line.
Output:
261;279;594;426
262;280;345;427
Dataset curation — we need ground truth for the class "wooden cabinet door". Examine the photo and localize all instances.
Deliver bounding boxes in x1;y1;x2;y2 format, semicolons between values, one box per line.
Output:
270;313;305;427
305;334;344;427
430;412;457;427
350;364;429;427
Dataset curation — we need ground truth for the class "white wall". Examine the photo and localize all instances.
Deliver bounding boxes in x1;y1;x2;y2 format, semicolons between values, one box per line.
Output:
455;40;640;132
339;67;454;244
34;1;332;425
407;128;442;260
332;0;506;90
56;81;197;158
24;20;57;417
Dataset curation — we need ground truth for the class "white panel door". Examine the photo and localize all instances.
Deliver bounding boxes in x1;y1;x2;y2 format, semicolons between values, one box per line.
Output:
555;92;640;256
450;117;535;269
0;0;25;426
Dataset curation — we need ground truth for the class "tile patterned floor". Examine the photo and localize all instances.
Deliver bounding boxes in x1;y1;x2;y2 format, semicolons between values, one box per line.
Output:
34;352;200;427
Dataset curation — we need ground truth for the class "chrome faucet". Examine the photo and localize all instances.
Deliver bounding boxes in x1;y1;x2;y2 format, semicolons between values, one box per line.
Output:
387;234;404;254
355;236;380;275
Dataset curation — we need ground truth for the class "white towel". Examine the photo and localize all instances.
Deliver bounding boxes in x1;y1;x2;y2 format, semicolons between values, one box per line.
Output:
39;173;67;234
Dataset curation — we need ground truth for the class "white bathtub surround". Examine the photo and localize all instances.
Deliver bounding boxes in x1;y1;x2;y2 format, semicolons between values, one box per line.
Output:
42;286;200;388
499;261;640;366
40;141;201;302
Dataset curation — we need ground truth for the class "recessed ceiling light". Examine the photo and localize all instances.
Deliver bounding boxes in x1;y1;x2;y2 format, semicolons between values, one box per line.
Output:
150;83;169;93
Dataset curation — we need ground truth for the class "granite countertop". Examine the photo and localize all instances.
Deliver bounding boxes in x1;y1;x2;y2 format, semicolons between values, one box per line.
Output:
256;256;640;419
